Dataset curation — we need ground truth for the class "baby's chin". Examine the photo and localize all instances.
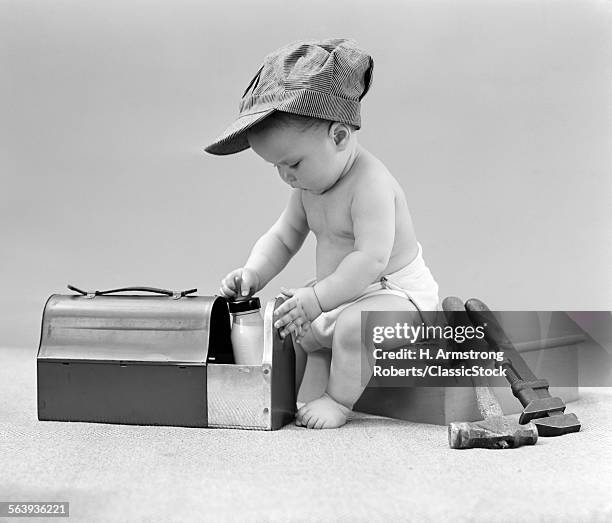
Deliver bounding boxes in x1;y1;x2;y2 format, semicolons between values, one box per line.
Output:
303;187;327;195
289;184;318;194
289;180;336;195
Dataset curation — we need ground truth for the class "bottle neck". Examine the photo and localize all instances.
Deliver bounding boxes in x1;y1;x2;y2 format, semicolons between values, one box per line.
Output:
232;308;261;317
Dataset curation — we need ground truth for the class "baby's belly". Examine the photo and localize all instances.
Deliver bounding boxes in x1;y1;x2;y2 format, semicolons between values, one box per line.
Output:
315;236;359;281
314;235;418;283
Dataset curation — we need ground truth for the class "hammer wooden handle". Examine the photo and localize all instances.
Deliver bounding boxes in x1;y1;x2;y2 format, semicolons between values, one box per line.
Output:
441;296;505;420
474;385;504;419
463;298;512;347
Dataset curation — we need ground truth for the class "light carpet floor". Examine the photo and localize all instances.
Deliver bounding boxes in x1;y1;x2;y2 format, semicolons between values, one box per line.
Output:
1;347;611;523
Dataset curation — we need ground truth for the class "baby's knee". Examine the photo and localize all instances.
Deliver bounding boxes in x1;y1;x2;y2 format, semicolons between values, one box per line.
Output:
333;309;363;349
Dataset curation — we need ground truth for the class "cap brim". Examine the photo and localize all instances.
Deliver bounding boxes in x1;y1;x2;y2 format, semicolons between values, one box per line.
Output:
204;109;276;155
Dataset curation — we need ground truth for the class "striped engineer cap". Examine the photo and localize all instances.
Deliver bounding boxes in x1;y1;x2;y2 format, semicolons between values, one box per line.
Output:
204;38;374;155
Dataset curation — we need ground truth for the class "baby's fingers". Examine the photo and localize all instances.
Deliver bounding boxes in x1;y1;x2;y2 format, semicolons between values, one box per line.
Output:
294;319;312;344
283;319;308;340
280;322;297;340
274;298;298;321
292;317;306;338
220;269;243;297
275;305;307;329
220;279;238;298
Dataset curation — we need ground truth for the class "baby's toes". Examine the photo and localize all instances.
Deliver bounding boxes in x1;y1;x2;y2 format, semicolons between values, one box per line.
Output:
300;409;317;428
296;404;309;421
313;417;326;429
305;413;319;429
296;408;313;428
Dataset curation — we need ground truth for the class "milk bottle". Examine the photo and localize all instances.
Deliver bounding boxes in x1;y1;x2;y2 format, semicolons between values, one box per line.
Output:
229;297;264;365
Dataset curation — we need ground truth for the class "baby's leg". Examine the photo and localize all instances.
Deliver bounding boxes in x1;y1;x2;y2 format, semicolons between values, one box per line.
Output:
296;295;420;429
293;340;307;396
291;319;330;397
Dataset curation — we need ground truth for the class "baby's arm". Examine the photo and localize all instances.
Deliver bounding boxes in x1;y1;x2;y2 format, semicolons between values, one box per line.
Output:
314;175;395;310
241;189;309;294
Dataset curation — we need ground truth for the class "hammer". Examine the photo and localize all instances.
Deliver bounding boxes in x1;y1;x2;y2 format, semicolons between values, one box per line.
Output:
442;297;539;449
448;382;539;449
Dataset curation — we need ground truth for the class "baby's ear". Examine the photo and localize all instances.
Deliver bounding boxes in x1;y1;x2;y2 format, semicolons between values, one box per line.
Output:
330;122;351;149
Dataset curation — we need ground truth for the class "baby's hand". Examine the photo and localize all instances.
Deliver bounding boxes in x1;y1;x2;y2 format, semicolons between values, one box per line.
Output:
274;287;323;340
220;267;260;300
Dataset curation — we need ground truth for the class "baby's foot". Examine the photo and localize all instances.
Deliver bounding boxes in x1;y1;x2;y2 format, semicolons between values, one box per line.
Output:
295;393;353;429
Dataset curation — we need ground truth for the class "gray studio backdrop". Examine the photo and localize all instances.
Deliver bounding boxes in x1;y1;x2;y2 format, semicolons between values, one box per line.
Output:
2;0;611;350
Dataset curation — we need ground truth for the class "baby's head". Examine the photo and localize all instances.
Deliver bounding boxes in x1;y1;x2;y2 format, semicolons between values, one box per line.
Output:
205;38;374;164
246;111;359;194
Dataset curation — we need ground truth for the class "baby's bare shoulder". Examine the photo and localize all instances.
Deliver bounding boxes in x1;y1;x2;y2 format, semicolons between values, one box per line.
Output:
350;150;398;194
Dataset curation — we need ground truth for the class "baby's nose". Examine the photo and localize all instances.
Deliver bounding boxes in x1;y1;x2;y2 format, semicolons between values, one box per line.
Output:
277;166;296;184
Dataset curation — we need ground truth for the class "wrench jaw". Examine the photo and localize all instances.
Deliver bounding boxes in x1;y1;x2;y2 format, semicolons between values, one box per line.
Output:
531;413;581;437
519;398;581;436
518;397;566;424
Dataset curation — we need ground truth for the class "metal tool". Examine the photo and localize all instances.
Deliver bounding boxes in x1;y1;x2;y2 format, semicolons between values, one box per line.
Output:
464;298;581;437
443;297;539;449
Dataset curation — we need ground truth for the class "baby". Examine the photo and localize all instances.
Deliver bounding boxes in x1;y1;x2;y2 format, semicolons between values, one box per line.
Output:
206;39;439;429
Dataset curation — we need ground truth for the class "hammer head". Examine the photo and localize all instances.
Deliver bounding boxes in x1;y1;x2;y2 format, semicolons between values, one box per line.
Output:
449;417;538;449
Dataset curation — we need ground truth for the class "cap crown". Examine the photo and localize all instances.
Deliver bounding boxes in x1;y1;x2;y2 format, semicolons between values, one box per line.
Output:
205;38;374;155
240;39;373;115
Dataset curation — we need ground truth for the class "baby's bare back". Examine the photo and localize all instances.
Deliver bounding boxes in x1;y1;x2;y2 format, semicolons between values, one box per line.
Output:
301;148;419;282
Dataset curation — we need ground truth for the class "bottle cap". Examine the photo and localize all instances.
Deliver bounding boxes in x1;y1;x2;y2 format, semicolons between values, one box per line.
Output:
228;297;261;313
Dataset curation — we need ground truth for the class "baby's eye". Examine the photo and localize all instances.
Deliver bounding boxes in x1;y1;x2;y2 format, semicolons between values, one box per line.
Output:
290;161;300;169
